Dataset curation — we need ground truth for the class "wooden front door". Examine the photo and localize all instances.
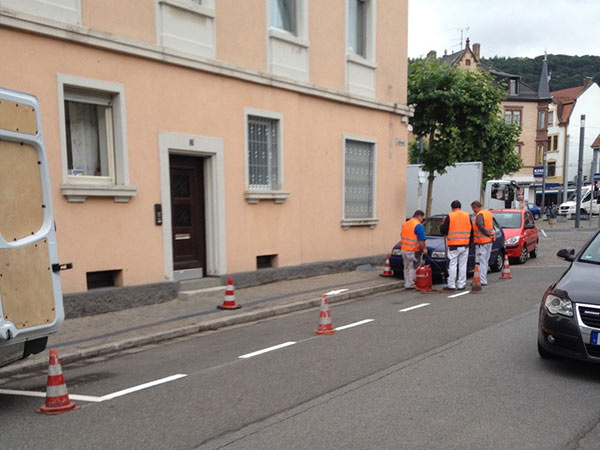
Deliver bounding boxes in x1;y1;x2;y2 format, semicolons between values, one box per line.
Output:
170;155;206;272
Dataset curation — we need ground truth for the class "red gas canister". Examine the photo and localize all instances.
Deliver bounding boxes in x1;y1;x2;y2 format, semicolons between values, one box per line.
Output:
415;264;432;292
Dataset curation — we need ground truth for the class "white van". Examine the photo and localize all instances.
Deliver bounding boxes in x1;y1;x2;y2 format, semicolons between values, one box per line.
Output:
558;185;598;216
0;87;67;366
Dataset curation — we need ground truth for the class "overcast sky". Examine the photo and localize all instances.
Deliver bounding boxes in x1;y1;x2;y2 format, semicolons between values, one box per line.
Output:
408;0;600;59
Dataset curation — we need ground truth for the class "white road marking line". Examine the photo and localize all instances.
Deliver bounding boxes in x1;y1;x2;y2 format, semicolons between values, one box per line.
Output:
541;229;548;237
399;303;430;312
0;388;103;403
238;342;297;359
448;291;470;298
99;374;187;401
335;319;374;331
324;288;349;296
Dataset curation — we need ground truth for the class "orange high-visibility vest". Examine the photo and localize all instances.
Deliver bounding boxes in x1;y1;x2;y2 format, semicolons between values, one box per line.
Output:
447;211;471;246
474;209;495;244
401;218;422;252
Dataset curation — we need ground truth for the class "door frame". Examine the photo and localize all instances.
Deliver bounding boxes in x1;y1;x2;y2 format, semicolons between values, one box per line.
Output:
159;132;227;280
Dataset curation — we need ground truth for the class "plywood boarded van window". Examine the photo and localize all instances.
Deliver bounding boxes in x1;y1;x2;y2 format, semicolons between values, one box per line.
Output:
0;141;44;241
0;100;37;135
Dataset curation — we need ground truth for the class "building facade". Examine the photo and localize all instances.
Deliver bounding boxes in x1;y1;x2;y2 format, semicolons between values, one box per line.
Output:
0;0;411;294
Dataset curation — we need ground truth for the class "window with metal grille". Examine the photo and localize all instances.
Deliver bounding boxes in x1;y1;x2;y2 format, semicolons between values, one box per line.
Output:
248;116;279;190
344;139;374;219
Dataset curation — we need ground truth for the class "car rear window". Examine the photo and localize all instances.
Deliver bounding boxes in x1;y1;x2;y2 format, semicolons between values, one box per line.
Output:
494;212;522;229
423;218;443;236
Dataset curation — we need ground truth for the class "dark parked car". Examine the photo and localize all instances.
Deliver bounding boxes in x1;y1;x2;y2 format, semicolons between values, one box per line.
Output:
389;215;506;279
538;231;600;363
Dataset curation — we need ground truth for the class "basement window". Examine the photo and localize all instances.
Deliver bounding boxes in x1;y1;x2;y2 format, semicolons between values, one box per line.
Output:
256;254;278;270
86;269;122;290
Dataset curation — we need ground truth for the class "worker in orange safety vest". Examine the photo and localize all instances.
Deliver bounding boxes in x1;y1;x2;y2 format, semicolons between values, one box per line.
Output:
400;210;427;289
471;200;496;287
440;200;472;290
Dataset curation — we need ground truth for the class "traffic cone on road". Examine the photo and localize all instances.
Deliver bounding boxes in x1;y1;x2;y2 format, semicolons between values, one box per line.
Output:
471;265;482;292
37;349;79;415
500;254;512;280
217;277;241;310
380;254;393;277
315;295;336;335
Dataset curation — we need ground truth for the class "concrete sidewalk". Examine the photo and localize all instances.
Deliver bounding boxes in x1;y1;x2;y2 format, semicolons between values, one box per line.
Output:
0;267;402;379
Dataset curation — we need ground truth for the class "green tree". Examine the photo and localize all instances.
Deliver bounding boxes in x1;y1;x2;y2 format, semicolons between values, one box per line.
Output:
408;59;521;215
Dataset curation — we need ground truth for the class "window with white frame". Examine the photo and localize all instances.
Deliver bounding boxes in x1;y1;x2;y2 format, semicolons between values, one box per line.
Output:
64;89;114;179
344;139;375;220
247;116;280;191
504;109;521;126
58;75;136;202
345;0;376;98
0;0;82;25
271;0;297;35
348;0;368;58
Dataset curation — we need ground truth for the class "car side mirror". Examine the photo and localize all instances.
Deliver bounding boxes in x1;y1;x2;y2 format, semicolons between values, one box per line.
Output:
557;248;575;261
525;223;534;229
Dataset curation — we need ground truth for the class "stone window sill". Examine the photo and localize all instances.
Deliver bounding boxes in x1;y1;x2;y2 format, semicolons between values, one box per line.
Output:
245;190;290;204
268;28;309;48
158;0;215;18
341;218;379;230
346;53;377;69
61;183;137;203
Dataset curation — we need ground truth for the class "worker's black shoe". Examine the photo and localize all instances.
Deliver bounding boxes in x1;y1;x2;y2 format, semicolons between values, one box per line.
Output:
444;286;456;291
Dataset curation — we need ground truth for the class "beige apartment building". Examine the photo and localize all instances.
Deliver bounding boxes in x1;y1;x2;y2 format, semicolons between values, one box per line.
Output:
0;0;411;298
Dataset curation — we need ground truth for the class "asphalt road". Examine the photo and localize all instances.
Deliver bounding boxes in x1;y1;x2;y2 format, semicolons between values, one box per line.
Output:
2;249;599;449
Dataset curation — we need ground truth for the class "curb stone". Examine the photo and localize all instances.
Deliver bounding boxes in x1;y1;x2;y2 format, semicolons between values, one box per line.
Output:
0;281;402;378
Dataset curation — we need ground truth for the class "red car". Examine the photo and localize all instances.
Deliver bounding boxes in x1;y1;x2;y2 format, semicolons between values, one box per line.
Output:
490;209;539;264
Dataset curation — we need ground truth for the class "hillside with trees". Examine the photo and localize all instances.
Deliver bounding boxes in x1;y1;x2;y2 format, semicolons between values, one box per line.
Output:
484;54;600;91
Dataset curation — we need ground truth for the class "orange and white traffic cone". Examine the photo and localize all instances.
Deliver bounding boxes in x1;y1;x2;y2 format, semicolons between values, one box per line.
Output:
471;265;482;292
315;295;336;335
500;254;512;280
380;254;393;277
37;349;79;415
217;277;241;310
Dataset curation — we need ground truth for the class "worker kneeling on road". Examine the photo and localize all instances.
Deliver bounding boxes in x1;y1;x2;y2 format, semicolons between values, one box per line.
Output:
400;210;427;290
471;200;495;287
440;200;472;291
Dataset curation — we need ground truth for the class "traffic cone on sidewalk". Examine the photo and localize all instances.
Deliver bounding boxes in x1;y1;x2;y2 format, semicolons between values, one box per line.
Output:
37;349;79;415
500;254;512;280
471;265;482;292
380;254;393;277
315;295;336;335
217;277;241;310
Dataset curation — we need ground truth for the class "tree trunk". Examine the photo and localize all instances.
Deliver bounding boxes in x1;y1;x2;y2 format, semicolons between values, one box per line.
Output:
426;173;435;216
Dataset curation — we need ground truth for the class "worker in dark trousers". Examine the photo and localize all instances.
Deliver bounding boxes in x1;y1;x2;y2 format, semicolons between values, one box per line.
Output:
440;200;472;290
400;210;427;289
471;200;495;286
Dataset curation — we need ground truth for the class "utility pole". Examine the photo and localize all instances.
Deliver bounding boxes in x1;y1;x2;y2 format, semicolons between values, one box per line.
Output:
562;134;570;204
575;115;586;228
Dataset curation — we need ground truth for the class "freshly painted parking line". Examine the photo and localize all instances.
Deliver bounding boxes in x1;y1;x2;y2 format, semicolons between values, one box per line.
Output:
325;288;349;296
335;319;374;331
100;374;187;400
399;303;430;312
448;291;470;298
541;229;548;237
0;388;103;403
238;342;297;359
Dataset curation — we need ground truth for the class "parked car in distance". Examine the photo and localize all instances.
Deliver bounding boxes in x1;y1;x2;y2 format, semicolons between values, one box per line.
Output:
389;215;505;279
526;202;541;220
491;209;538;264
538;231;600;363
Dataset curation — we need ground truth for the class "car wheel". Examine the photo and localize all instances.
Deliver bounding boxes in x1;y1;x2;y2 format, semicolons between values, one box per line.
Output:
491;251;504;272
534;213;540;220
530;242;537;259
538;342;557;359
518;245;528;264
